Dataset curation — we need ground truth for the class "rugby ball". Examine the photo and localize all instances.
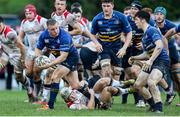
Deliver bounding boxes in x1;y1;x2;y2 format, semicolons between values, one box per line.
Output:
35;55;50;66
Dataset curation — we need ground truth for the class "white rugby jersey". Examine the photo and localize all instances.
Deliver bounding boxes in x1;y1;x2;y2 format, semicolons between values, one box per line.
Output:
0;26;20;54
20;15;47;50
51;10;76;32
66;90;89;110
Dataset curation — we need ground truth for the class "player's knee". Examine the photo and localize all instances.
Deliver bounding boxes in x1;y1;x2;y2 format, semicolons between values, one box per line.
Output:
100;59;112;77
147;79;156;89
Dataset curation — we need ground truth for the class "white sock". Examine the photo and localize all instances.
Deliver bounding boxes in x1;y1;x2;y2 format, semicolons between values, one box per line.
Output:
42;88;50;101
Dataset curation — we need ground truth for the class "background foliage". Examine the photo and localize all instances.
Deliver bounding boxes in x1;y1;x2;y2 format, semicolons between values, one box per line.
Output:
0;0;180;21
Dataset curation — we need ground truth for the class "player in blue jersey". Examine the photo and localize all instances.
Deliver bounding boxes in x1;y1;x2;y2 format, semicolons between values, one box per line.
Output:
91;0;132;80
164;24;180;106
34;19;81;109
129;11;170;113
154;6;178;105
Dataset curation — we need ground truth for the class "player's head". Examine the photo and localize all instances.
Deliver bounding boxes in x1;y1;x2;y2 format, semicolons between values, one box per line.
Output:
154;6;166;23
60;87;72;101
47;19;60;38
71;7;82;22
130;0;142;18
24;4;37;21
101;0;114;17
54;0;67;14
71;2;82;13
123;6;131;16
134;11;150;29
0;16;5;33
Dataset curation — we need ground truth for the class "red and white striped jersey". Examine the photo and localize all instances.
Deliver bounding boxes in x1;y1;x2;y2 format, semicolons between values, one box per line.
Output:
20;15;47;50
0;26;20;54
51;10;76;32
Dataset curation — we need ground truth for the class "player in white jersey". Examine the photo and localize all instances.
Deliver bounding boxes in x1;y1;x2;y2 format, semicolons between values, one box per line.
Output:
51;0;82;35
0;16;32;99
60;87;95;110
18;4;47;99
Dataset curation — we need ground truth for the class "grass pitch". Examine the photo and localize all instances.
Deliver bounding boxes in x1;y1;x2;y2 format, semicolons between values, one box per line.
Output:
0;90;179;116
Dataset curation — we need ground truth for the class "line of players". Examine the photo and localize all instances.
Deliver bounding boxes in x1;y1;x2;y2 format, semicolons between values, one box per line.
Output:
0;0;179;113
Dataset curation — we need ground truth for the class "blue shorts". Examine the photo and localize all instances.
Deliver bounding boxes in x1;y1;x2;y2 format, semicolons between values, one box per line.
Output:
143;59;170;78
61;55;79;71
99;46;122;67
80;47;98;70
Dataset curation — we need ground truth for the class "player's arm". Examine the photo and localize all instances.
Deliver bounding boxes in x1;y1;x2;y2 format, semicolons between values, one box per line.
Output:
40;51;68;69
129;51;149;65
82;29;103;52
87;89;95;109
149;39;163;63
164;27;176;40
9;32;26;60
66;15;82;35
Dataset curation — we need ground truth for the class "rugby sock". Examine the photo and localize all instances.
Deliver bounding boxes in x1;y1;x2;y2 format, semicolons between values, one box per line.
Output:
34;80;42;97
122;94;128;104
42;84;51;101
133;92;140;104
154;102;163;112
146;97;155;108
48;83;59;109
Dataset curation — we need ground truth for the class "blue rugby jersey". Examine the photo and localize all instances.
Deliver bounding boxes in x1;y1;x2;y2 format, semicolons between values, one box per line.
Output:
158;19;176;48
142;25;169;63
158;19;176;35
128;16;157;47
91;10;132;47
36;28;78;58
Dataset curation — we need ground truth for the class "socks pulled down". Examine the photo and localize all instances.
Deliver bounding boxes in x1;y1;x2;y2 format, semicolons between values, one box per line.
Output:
48;83;59;109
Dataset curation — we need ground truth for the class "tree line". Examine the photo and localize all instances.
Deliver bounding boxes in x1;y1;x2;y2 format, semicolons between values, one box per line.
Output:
0;0;179;21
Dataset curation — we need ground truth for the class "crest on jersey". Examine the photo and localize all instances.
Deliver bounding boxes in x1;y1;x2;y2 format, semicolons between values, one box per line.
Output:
98;21;103;25
44;39;49;43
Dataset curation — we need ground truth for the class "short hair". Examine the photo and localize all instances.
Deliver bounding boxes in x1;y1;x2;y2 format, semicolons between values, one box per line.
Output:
135;10;150;23
54;0;66;3
123;6;131;11
101;0;114;3
71;7;82;14
142;7;153;14
0;16;4;23
71;2;81;9
46;19;58;26
71;2;82;13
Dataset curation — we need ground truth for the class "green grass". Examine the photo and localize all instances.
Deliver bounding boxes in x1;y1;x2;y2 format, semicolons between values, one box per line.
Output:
0;90;179;116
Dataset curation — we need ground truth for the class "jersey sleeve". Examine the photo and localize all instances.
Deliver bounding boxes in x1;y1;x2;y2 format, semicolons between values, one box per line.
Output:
120;14;132;33
6;31;18;43
91;17;98;35
59;31;73;52
36;32;45;50
40;17;47;29
66;14;77;27
149;28;162;42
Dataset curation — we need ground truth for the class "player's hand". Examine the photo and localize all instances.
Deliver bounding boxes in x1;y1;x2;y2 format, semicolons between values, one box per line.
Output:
142;60;153;72
95;42;103;53
88;89;94;96
135;42;143;50
116;47;126;58
128;56;135;65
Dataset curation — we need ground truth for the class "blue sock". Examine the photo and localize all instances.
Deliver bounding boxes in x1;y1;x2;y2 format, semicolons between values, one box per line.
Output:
48;83;59;109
